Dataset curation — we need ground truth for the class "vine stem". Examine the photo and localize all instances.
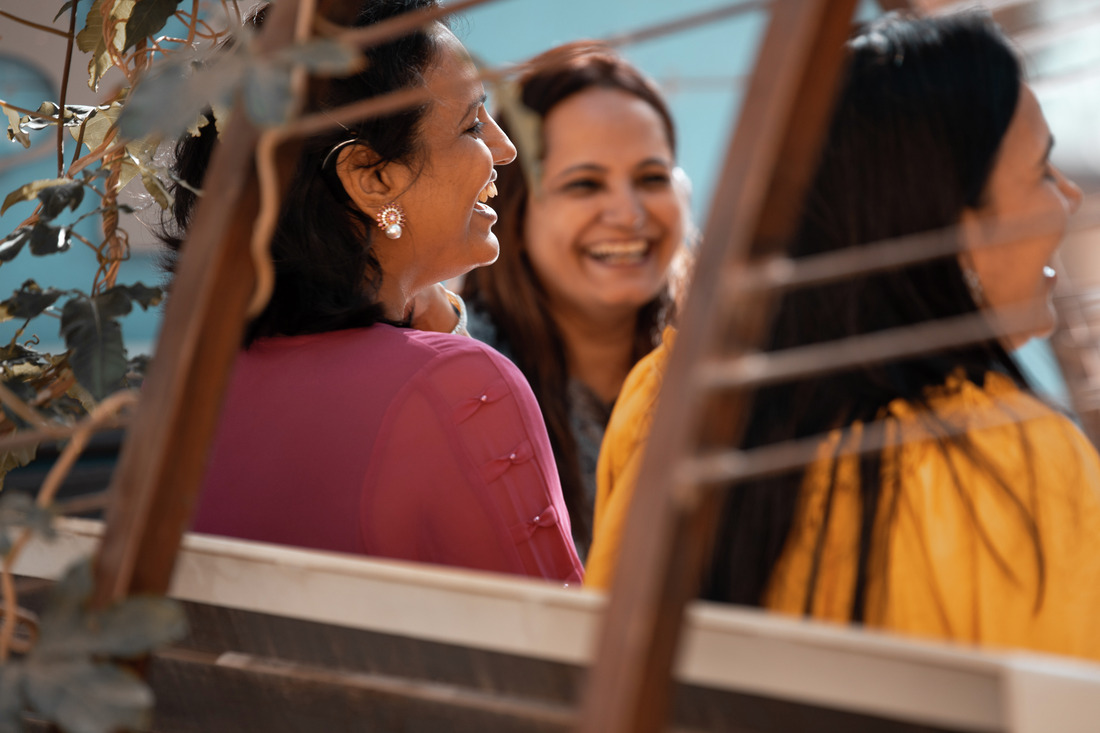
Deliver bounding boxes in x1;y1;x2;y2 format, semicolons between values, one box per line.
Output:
0;390;139;661
57;0;80;178
0;10;69;37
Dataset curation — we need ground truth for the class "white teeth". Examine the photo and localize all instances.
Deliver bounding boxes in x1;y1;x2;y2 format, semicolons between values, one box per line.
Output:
586;239;648;262
477;180;498;204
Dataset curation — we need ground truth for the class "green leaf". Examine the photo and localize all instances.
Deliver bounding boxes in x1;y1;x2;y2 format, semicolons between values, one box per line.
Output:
243;63;295;127
28;222;71;257
0;280;65;321
123;0;186;53
24;660;151;733
0;661;25;732
38;597;186;660
0;228;31;263
55;0;82;22
119;51;244;140
60;295;128;400
2;178;73;216
37;180;85;220
0;491;55;555
276;38;365;76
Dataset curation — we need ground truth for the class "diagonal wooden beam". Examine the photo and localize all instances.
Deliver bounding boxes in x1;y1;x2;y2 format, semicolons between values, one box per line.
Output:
90;0;365;606
577;2;858;731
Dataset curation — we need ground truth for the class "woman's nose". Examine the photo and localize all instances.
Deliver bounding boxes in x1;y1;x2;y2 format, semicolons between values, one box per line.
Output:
602;187;645;229
485;112;517;166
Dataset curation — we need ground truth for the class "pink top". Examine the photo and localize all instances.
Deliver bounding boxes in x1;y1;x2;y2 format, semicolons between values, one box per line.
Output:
194;324;584;583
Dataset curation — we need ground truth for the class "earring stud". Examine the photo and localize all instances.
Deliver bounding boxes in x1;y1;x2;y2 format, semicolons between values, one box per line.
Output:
376;203;406;240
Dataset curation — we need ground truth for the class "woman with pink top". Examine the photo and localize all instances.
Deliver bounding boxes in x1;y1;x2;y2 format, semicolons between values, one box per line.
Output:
158;0;582;583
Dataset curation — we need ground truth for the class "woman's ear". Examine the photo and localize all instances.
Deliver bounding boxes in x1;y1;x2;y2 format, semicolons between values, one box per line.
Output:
334;144;411;218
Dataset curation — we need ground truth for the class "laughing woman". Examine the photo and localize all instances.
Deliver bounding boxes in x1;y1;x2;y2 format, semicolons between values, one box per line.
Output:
160;0;583;583
587;13;1100;660
462;42;689;558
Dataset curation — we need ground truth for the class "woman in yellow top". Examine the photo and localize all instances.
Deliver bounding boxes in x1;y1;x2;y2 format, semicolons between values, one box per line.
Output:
586;12;1100;661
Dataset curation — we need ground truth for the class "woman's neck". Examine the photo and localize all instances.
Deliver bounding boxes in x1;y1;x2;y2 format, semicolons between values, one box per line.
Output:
552;307;639;405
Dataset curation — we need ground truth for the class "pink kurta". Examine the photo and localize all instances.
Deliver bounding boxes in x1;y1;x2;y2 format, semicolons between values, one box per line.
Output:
194;324;583;583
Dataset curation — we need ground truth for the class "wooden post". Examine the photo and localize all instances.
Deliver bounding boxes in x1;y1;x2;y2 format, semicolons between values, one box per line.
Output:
90;0;364;606
577;2;858;731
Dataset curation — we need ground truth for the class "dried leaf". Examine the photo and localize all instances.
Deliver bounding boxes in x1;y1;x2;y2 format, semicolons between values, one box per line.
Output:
0;442;37;493
28;222;71;257
0;280;65;321
76;0;137;90
68;102;120;154
0;228;31;263
24;660;151;733
2;178;73;216
3;104;30;148
37;180;85;220
60;295;128;400
123;0;186;53
118;282;163;310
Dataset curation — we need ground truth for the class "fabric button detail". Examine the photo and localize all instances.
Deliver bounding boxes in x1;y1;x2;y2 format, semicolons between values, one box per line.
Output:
509;504;560;543
453;379;510;423
482;440;534;482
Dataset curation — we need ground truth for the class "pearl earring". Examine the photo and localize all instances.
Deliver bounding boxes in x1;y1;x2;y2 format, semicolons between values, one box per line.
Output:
376;203;406;240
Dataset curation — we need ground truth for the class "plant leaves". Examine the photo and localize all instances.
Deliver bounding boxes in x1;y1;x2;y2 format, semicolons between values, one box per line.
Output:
38;597;187;660
54;0;83;21
60;295;128;400
0;491;55;555
0;661;25;732
0;228;31;263
2;104;30;148
37;180;85;220
28;222;71;257
0;280;65;321
17;103;100;133
276;38;365;76
24;660;152;733
76;0;137;90
123;0;186;53
117;282;163;310
243;63;295;127
2;178;73;217
0;441;37;493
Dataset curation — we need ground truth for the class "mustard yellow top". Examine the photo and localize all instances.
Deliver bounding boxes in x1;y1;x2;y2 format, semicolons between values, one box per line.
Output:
586;330;1100;661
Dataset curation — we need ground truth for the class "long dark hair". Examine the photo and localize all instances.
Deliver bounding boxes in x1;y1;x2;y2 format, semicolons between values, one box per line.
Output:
462;42;679;548
702;13;1043;617
159;0;441;345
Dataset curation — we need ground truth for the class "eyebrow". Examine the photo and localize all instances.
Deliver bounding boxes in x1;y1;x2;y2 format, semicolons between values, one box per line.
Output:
461;93;487;124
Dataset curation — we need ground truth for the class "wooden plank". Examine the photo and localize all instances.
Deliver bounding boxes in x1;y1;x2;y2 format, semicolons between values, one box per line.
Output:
89;0;363;605
577;2;858;731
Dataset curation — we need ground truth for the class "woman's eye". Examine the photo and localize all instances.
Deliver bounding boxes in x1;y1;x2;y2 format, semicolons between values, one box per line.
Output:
466;119;486;136
563;179;601;193
639;172;672;187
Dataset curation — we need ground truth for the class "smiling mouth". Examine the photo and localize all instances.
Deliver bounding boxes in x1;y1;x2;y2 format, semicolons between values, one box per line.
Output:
585;239;650;265
477;180;498;204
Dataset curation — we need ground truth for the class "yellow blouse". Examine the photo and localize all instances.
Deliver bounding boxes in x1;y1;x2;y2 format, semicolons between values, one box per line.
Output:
586;331;1100;661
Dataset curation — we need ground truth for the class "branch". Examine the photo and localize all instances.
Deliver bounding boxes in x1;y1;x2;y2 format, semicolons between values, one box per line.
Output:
57;0;80;177
0;390;139;661
0;10;70;38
